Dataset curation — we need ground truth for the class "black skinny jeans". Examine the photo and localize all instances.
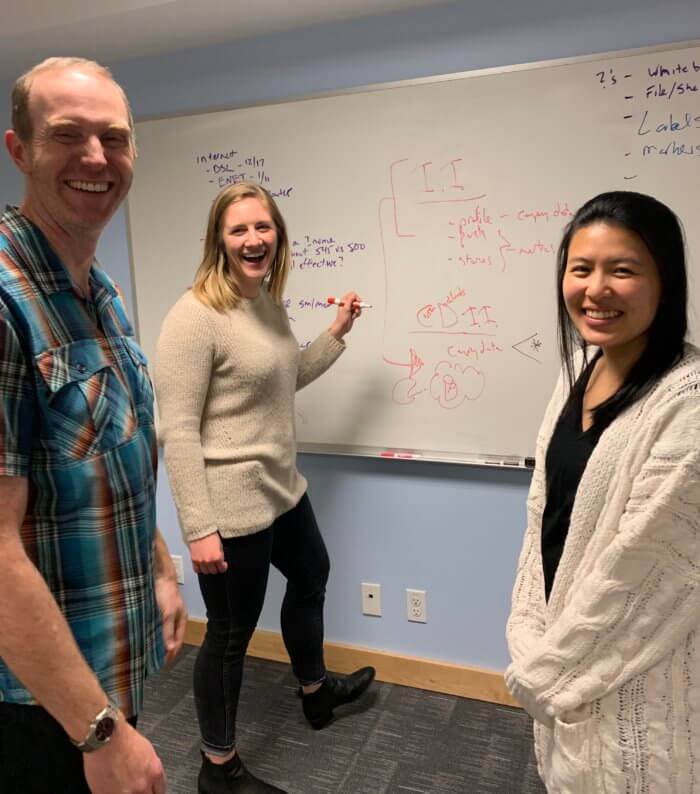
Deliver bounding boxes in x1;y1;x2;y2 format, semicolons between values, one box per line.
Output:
194;493;330;755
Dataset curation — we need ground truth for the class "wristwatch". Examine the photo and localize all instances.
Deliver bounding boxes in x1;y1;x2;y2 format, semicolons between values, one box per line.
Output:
71;700;121;752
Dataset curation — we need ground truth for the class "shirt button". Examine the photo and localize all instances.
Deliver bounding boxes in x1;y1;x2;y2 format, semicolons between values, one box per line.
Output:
75;362;87;374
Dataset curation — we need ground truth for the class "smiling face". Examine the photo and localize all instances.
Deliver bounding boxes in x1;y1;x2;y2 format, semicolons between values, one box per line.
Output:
9;66;134;240
562;222;662;362
221;197;278;298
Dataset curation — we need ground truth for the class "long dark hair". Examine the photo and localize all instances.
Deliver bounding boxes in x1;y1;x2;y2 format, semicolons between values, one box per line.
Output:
556;191;687;428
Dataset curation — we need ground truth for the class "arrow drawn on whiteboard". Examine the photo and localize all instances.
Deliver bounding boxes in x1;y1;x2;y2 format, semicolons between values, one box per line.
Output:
512;333;543;364
392;377;425;405
383;348;424;378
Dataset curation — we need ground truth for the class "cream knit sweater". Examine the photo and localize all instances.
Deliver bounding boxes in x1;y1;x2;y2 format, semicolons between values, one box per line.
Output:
153;289;345;541
506;344;700;794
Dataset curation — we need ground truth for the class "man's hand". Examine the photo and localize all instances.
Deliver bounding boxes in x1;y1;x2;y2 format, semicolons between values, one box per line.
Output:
153;530;187;663
155;574;187;664
84;720;166;793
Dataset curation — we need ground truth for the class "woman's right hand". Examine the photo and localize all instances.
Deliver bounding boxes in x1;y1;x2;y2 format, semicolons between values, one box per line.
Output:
189;533;228;575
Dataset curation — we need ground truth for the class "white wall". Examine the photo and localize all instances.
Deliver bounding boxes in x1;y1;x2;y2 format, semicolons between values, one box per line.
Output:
3;0;700;671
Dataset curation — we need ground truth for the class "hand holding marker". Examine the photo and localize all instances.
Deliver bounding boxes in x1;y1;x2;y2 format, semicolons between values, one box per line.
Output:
327;296;373;309
326;292;367;338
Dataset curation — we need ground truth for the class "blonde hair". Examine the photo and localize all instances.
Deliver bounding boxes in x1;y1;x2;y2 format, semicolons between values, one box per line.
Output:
192;182;291;312
11;57;135;144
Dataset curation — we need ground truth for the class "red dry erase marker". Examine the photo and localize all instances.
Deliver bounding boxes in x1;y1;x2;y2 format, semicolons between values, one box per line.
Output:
327;296;373;309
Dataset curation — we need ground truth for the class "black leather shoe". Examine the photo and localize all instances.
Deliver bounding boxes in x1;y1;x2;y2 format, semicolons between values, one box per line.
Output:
301;666;376;729
198;751;287;793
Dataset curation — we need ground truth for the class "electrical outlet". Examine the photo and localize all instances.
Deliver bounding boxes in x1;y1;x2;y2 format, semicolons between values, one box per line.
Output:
361;582;382;617
171;554;185;585
406;588;427;623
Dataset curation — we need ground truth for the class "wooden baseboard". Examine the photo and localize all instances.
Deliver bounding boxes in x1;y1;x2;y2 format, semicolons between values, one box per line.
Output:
184;619;517;707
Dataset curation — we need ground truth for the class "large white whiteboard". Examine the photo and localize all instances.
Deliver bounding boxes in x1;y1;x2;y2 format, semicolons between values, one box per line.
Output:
127;40;700;464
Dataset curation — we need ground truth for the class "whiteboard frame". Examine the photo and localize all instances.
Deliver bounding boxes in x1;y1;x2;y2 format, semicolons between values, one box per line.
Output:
125;36;700;468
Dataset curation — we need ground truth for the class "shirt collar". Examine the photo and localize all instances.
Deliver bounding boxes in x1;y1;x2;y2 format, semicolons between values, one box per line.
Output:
1;205;117;299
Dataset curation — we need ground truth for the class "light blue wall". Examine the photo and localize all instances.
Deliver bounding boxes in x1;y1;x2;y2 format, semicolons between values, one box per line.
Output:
0;84;22;209
3;0;700;671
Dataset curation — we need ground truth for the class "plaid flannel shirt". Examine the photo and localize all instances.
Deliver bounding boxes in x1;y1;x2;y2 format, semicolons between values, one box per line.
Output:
0;206;163;716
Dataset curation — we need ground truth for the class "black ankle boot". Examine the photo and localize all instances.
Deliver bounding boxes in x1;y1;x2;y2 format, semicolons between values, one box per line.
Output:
301;666;376;729
198;751;287;793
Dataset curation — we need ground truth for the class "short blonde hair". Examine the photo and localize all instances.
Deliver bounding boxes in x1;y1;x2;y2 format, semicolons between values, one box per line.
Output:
11;56;135;143
192;182;291;312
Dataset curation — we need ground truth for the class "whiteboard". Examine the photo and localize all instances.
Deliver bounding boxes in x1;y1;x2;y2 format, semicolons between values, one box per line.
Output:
127;40;700;465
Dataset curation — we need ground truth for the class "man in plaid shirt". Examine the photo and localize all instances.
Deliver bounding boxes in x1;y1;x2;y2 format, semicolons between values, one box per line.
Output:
0;57;186;792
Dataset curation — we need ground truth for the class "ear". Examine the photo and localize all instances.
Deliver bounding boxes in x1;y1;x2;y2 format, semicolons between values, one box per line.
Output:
4;129;31;174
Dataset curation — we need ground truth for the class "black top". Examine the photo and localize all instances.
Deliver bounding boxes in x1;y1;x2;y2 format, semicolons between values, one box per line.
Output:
541;363;607;601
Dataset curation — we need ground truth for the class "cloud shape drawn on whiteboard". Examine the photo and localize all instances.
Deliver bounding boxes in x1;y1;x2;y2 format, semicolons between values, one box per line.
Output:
429;361;485;409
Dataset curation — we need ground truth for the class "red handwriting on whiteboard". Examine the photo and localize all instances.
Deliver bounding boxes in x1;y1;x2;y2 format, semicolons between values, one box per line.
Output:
420;158;467;193
515;202;573;223
448;339;504;361
392;377;426;405
497;230;556;271
417;286;468;329
390;359;487;408
497;229;514;271
429;361;485;409
462;305;497;327
446;206;493;248
418;302;457;328
456;253;493;267
383;348;425;379
387;158;487;237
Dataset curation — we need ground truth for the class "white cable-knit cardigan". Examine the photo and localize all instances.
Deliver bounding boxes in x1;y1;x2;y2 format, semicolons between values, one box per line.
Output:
506;344;700;794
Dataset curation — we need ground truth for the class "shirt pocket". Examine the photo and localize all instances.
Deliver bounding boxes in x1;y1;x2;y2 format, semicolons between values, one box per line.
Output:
35;339;138;460
123;336;155;426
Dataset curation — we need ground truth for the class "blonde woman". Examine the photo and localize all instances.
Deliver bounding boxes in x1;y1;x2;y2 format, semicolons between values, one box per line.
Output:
154;182;375;794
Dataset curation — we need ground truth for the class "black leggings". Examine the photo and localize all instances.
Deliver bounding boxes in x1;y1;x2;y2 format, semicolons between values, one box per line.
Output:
194;493;330;755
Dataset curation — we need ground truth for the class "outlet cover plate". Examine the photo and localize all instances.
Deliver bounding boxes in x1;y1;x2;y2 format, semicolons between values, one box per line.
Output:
406;588;427;623
361;582;381;617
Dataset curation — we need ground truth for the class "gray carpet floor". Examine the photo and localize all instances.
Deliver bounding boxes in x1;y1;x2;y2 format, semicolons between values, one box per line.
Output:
140;645;546;793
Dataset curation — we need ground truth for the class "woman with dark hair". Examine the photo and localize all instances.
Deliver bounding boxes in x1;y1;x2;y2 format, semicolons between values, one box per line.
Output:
154;182;375;794
506;191;700;792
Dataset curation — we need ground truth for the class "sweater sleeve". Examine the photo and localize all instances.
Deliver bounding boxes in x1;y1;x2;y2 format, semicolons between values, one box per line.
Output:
296;330;345;391
153;297;219;543
506;392;700;720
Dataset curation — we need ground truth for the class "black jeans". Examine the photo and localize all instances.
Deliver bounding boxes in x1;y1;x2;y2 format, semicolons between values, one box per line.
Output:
0;703;138;793
194;493;330;755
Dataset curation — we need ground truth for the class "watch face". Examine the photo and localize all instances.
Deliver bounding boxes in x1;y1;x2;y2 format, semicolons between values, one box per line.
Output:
95;715;116;742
